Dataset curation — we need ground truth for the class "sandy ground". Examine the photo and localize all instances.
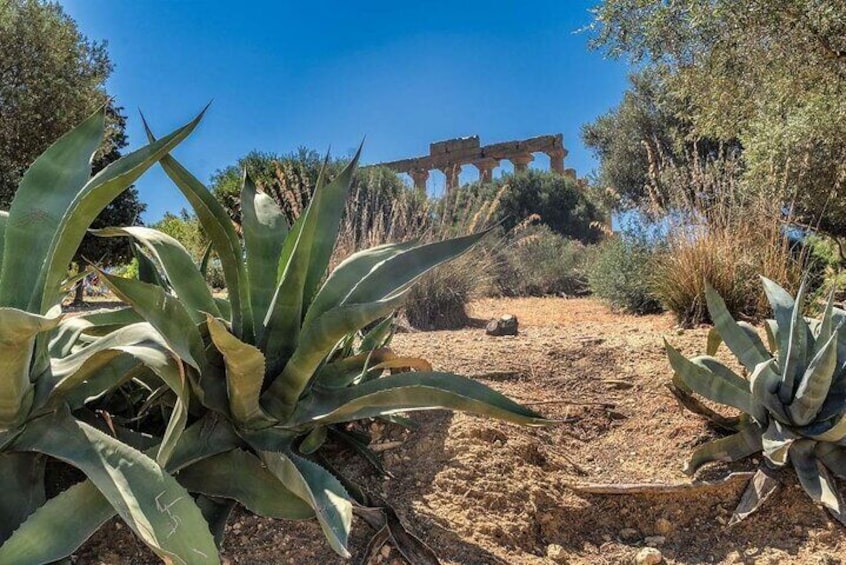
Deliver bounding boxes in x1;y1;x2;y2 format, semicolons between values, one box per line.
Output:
74;297;846;564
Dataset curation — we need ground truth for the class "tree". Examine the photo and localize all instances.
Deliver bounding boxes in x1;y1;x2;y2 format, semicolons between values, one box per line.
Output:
588;0;846;241
152;210;208;261
0;0;145;300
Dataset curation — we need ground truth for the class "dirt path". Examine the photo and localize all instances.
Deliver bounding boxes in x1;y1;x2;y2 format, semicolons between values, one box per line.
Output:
77;297;846;564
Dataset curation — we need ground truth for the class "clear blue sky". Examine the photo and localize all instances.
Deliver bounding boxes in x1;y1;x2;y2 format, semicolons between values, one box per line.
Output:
62;0;629;223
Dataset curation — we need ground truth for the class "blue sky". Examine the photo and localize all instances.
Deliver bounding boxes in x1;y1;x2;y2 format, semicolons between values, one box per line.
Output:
62;0;629;222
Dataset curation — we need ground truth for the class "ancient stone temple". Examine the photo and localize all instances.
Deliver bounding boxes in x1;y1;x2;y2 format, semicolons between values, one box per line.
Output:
377;134;574;192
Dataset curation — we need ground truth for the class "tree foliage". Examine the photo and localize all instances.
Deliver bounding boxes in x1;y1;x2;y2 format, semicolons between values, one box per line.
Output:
0;0;144;270
587;0;846;238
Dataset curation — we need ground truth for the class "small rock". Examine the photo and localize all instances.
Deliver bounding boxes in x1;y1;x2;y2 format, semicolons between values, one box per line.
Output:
635;547;663;565
546;544;567;563
619;528;640;541
380;544;391;558
486;314;518;336
644;536;666;546
654;518;672;535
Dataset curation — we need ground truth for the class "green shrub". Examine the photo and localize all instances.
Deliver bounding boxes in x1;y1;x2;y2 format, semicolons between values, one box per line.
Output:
588;232;662;314
496;225;590;297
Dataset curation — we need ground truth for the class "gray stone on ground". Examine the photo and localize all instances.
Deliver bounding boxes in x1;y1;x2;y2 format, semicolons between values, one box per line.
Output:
486;314;518;336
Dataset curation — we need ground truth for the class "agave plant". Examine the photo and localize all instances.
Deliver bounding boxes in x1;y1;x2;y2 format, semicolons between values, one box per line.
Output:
665;278;846;525
0;108;225;564
90;122;550;559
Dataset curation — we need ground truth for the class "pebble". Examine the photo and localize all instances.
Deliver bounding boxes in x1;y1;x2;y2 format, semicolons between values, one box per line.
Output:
644;536;666;546
546;544;567;563
619;528;640;541
380;544;391;558
654;518;672;535
635;547;663;565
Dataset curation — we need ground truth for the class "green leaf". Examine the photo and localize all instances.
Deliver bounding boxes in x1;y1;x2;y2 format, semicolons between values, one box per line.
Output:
788;328;839;426
359;315;395;352
49;307;143;358
289;371;551;428
240;173;288;341
790;439;844;514
0;109;104;311
143;118;253;343
779;279;809;404
13;409;220;564
206;316;273;428
263;293;408;418
762;419;797;466
750;358;790;423
92;226;220;322
177;450;314;520
0;480;112;563
664;342;760;421
0;210;8;273
0;453;45;544
683;420;762;475
260;450;353;558
0;307;61;429
705;283;770;373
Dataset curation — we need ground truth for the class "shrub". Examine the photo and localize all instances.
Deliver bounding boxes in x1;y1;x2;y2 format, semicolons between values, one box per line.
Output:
496;224;590;297
666;279;846;526
95;138;548;559
588;230;662;314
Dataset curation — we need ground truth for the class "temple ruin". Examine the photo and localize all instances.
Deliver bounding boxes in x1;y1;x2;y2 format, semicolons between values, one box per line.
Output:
377;133;575;192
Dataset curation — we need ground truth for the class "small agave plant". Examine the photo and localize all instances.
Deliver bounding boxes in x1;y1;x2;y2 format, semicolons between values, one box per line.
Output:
0;108;224;564
89;120;550;560
665;278;846;525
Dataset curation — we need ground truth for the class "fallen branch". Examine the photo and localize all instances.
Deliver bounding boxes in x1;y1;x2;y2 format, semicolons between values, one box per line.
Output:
564;471;754;495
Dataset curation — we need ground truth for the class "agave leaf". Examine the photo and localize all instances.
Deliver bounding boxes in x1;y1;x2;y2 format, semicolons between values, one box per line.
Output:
728;465;780;525
260;151;360;370
263;293;408;418
788;328;839;426
0;452;45;544
705;321;761;358
289;371;551;428
664;342;760;421
779;279;810;404
299;426;328;455
13;408;220;564
762;419;797;466
92;226;220;322
35;110;205;317
194;495;235;549
705;283;770;373
344;230;491;308
315;349;397;388
750;358;791;423
206;316;274;428
0;210;8;271
199;242;213;278
177;449;313;520
240;173;288;340
683;420;763;475
816;442;846;479
305;241;418;325
764;319;779;352
329;427;389;476
790;439;844;515
0;307;61;429
370;357;433;373
760;277;795;345
0;109;104;311
806;413;846;443
133;242;168;287
260;450;353;558
0;480;113;563
359;314;395;352
49;307;143;358
143;118;253;343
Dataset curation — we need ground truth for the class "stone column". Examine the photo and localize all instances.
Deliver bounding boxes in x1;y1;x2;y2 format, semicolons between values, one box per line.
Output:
410;168;429;191
546;147;567;175
510;153;534;173
440;163;460;193
473;158;499;184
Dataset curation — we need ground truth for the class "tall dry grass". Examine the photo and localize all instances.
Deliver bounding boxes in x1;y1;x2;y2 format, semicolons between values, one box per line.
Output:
647;151;805;326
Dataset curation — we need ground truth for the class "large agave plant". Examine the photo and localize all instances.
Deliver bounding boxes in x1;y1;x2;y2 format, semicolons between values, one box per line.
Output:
91;122;550;559
665;278;846;525
0;108;224;564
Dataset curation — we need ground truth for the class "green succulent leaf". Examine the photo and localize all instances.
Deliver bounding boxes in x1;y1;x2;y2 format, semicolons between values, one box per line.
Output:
684;420;763;475
206;315;274;428
790;439;844;515
750;358;790;423
290;371;551;428
705;283;770;373
260;450;353;558
143;118;253;343
816;442;846;480
240;173;288;341
177;449;313;520
0;211;8;271
788;328;839;426
13;408;220;564
779;279;810;404
49;307;143;358
664;342;761;421
0;307;61;429
762;419;797;466
0;109;104;311
92;226;220;322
